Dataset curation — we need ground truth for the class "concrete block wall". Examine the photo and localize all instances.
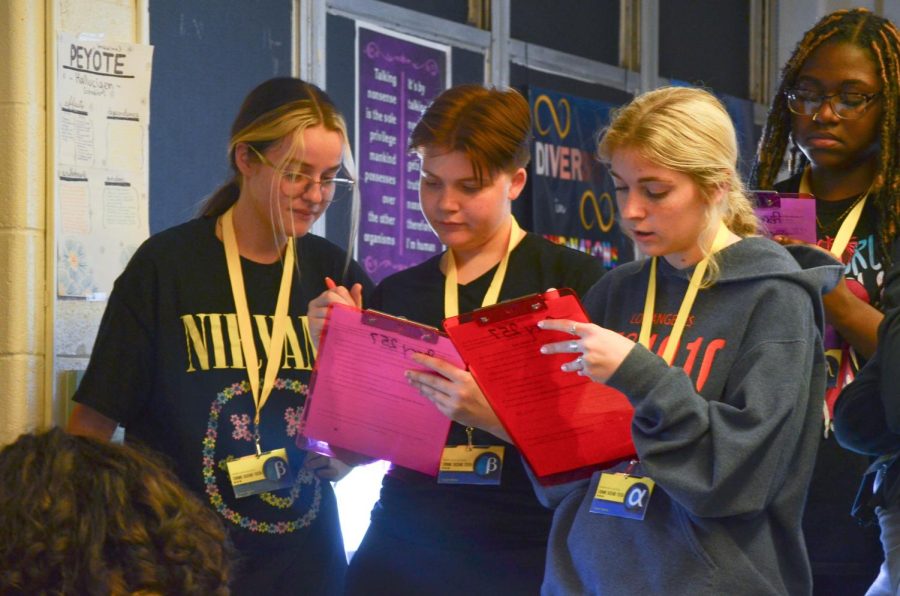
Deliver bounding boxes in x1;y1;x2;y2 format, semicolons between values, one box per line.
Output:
0;0;48;443
0;0;139;445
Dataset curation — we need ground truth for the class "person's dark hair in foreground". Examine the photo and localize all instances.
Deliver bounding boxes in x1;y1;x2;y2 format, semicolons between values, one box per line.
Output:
0;428;233;595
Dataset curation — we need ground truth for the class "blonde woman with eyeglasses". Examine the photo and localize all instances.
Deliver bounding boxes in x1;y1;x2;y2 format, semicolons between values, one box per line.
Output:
68;77;373;596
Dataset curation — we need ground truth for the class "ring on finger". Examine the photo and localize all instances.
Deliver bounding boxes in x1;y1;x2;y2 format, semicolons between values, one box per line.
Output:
574;356;585;371
570;322;579;336
567;340;580;352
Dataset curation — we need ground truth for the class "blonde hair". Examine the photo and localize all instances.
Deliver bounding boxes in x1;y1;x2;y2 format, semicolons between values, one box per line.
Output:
201;78;355;217
598;86;759;283
199;77;359;275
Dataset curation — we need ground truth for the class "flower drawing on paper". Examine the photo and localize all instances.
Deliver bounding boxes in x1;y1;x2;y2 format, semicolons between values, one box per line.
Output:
58;239;97;296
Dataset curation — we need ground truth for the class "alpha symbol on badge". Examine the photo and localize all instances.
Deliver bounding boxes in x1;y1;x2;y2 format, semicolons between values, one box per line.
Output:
624;482;650;512
473;453;500;477
263;456;289;481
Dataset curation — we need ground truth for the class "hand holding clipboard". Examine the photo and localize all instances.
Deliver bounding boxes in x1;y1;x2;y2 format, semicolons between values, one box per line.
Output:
537;317;641;384
299;304;464;476
443;289;636;484
404;352;511;443
301;289;635;482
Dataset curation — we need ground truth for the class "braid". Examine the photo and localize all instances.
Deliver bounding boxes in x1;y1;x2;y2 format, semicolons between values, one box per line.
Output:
750;26;841;188
752;8;900;265
874;26;900;257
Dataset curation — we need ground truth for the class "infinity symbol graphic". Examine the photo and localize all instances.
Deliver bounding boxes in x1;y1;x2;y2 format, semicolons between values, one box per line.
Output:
534;95;571;139
580;191;614;233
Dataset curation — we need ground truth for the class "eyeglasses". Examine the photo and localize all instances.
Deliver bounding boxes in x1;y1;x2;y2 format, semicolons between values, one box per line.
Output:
785;88;881;120
248;145;355;201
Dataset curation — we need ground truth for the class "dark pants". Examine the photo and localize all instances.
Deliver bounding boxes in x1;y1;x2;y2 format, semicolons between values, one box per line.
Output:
345;522;546;596
230;502;347;596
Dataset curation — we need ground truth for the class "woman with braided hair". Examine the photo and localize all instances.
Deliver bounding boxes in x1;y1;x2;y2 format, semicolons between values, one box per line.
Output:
751;8;900;594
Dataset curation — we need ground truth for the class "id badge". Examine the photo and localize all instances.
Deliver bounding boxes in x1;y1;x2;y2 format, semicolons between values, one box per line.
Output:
226;448;294;498
589;472;655;520
437;445;505;485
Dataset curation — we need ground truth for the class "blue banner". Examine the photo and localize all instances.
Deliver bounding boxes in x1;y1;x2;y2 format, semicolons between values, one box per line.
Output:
526;86;634;269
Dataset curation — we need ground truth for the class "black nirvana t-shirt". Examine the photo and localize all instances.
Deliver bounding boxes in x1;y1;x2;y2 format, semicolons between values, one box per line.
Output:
74;217;372;561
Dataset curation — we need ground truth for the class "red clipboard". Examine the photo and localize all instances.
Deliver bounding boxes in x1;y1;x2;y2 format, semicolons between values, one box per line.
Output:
443;288;636;485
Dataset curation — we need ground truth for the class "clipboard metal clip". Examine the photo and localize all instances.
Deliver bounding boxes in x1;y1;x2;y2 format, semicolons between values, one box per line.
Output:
471;298;548;326
360;312;440;344
753;190;780;208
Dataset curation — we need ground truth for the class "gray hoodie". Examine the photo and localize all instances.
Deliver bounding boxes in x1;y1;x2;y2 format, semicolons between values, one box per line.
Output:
532;238;841;595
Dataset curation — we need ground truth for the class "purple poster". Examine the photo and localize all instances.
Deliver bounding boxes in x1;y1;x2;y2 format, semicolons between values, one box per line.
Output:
356;25;449;283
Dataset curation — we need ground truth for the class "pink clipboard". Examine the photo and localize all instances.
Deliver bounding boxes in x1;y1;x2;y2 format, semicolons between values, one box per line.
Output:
298;304;464;476
753;191;817;244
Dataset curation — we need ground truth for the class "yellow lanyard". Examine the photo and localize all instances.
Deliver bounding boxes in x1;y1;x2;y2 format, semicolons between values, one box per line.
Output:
222;206;294;451
443;216;522;318
639;224;730;365
800;167;868;258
